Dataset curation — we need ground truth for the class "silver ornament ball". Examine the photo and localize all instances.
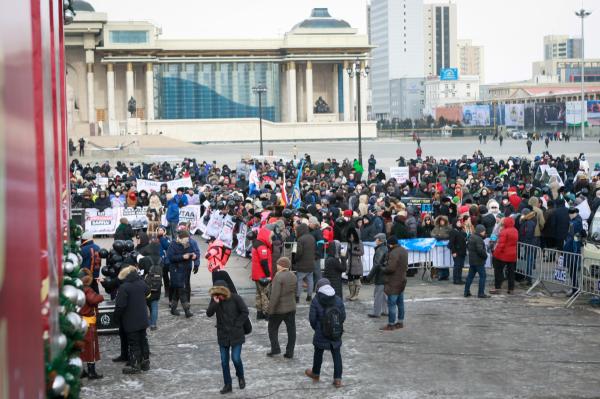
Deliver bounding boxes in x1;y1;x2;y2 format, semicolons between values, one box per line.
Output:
62;285;78;305
74;278;83;289
80;319;88;335
75;289;86;308
68;356;83;374
51;375;66;395
57;333;68;351
66;312;82;331
62;261;75;274
67;253;79;266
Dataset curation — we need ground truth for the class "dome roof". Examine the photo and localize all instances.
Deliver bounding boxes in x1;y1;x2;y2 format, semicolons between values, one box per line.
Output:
293;8;351;30
72;0;95;12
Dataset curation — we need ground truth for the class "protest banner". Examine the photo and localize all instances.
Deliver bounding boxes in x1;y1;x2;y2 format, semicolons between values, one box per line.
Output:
85;208;119;235
218;215;236;249
389;167;409;183
205;212;225;238
160;205;202;233
235;224;248;256
121;206;148;230
401;197;433;214
136;177;193;193
136;179;163;193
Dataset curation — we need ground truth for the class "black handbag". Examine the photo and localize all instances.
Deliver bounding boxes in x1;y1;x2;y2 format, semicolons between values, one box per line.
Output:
243;317;252;335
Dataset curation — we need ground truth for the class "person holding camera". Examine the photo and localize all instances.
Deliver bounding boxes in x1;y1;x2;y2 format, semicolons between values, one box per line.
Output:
166;229;196;318
206;280;249;395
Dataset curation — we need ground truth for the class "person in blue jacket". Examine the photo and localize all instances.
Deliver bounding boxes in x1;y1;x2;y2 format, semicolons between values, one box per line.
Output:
304;278;346;388
80;231;102;293
157;226;171;301
564;207;584;297
178;222;201;301
166;189;186;238
166;229;196;318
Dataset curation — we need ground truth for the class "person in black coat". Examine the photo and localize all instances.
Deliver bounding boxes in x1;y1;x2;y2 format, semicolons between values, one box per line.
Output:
113;265;151;374
552;199;570;249
212;270;238;294
206;280;249;395
166;230;196;318
323;241;345;299
448;218;468;284
94;190;112;212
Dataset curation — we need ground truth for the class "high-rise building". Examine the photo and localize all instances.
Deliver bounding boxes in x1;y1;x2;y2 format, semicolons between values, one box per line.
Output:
369;0;425;120
457;39;484;83
423;2;457;78
543;35;582;61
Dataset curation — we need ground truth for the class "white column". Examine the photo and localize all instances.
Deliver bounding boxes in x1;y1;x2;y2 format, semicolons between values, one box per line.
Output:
86;63;95;123
349;71;356;121
306;61;313;123
343;61;350;121
106;63;116;134
232;63;239;104
332;64;339;120
126;62;134;108
249;63;256;107
146;62;154;120
215;63;221;96
360;61;368;121
287;61;297;123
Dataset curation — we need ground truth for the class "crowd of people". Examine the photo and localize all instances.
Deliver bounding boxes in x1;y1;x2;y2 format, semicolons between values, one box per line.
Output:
73;148;598;393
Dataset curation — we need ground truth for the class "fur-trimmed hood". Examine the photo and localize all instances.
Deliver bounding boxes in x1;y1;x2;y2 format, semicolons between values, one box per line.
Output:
434;215;449;227
118;265;139;280
209;282;231;300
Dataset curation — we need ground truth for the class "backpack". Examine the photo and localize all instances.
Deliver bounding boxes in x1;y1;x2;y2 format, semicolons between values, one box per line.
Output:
144;260;163;292
321;304;343;341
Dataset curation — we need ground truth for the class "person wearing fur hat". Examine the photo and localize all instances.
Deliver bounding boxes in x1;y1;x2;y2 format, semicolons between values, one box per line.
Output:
465;225;490;298
166;229;196;318
113;265;151;374
266;257;297;358
206;280;249;394
79;268;105;379
305;278;346;388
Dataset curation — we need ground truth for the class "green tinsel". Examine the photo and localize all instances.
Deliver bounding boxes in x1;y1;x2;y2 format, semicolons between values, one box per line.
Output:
45;220;85;398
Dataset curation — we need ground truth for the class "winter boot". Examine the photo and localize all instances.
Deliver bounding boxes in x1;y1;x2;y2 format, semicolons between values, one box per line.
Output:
141;358;150;371
87;363;103;379
354;280;362;300
122;356;142;375
238;377;246;390
220;384;232;394
256;311;264;320
170;302;180;316
347;281;356;301
184;306;194;318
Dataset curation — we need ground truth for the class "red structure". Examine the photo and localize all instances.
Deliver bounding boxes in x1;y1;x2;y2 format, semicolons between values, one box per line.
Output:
0;0;69;396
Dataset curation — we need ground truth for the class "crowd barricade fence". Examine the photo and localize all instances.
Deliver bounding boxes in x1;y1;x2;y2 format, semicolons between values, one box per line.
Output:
516;242;543;293
581;257;600;299
535;247;583;307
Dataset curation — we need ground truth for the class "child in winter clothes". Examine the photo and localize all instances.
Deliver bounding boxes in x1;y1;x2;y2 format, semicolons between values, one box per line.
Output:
79;268;105;379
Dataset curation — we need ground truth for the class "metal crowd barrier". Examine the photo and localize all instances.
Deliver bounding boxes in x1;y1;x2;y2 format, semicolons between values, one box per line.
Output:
581;257;600;299
516;242;543;293
536;247;583;307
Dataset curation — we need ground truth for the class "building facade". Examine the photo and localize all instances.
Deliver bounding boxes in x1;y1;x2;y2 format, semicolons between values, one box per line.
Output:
369;0;425;120
64;3;375;142
533;59;600;83
390;78;425;120
457;39;484;83
424;2;457;78
543;35;582;61
424;75;479;116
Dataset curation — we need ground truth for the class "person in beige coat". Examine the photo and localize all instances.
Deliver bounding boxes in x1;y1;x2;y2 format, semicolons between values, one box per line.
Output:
528;197;545;239
267;257;297;358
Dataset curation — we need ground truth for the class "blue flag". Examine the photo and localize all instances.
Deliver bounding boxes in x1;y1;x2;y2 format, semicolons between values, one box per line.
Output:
291;160;304;209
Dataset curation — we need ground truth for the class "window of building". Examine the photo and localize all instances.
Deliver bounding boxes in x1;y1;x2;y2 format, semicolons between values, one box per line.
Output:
110;30;149;44
467;92;471;97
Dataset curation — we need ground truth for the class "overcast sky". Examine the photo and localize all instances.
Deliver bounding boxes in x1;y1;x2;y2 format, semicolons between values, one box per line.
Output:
96;0;599;84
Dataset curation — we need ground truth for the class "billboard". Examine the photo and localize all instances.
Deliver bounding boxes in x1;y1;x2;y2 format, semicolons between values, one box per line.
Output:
535;103;565;128
566;101;587;126
588;100;600;126
504;104;525;126
440;68;459;81
462;105;491;126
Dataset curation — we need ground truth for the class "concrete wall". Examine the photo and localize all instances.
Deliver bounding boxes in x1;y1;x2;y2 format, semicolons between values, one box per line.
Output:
145;119;377;143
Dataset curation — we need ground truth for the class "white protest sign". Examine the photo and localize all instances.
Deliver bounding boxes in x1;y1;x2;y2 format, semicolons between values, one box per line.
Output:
96;174;109;188
166;177;193;192
121;206;149;230
160;205;202;233
235;223;248;256
85;208;119;235
576;199;591;221
136;179;163;193
389;167;409;183
218;215;236;249
205;212;225;238
136;177;193;193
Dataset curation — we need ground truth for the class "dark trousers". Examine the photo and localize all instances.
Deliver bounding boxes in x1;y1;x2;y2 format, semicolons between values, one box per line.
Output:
79;147;84;156
464;264;486;297
118;325;129;358
185;266;192;300
162;266;171;301
493;257;515;291
312;344;342;380
126;329;149;366
267;311;296;355
171;287;190;310
453;256;465;283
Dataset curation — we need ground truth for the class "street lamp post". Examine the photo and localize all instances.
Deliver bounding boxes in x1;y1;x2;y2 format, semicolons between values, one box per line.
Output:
347;58;369;167
252;84;267;156
576;8;591;139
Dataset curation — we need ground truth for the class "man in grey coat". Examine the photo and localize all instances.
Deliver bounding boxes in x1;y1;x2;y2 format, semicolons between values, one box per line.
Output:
295;223;316;303
267;257;297;358
367;234;388;318
465;225;491;298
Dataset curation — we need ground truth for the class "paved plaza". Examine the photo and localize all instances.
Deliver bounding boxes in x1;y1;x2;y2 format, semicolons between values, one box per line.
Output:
80;137;599;172
81;239;600;399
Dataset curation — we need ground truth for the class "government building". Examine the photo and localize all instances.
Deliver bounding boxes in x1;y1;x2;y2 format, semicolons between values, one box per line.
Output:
65;1;375;142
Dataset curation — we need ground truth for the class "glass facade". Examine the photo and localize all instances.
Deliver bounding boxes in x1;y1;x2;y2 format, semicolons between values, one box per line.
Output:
109;30;149;44
153;62;281;121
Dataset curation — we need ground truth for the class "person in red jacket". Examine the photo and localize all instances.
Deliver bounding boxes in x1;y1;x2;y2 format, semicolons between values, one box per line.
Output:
251;228;273;320
507;187;521;210
491;217;519;294
79;268;105;379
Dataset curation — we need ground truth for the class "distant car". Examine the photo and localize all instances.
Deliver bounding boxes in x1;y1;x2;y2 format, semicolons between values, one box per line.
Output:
511;130;528;139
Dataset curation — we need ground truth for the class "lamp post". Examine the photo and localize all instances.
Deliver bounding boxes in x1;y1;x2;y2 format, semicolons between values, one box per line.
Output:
252;84;267;156
576;8;591;139
347;58;370;167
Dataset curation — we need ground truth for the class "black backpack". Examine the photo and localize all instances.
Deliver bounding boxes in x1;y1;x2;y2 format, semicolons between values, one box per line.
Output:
321;305;343;340
144;261;163;292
